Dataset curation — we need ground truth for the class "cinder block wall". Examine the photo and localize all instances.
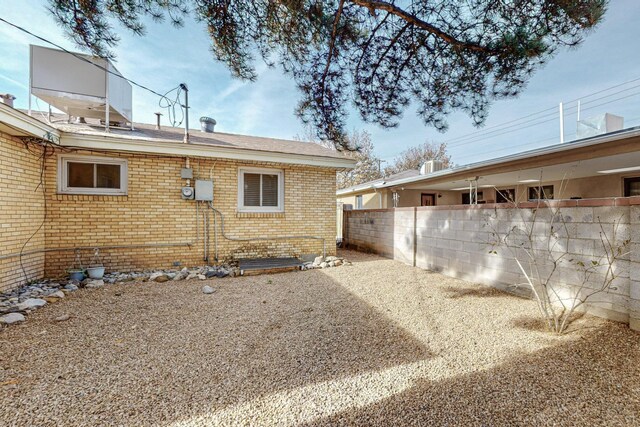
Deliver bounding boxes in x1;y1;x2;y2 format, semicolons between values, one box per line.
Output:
1;134;336;291
0;132;46;292
344;201;640;330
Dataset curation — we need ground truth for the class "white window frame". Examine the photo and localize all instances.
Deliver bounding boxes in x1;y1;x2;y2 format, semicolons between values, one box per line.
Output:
237;167;284;213
58;154;128;195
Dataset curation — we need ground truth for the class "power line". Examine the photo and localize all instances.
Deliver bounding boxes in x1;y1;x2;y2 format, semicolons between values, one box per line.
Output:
443;87;640;148
442;77;640;147
453;113;640;163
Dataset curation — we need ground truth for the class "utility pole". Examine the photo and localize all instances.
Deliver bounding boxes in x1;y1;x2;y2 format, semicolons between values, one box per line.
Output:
377;159;386;176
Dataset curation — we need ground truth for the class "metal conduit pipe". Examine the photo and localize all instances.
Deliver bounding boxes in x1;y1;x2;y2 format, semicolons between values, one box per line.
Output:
206;203;326;259
1;202;205;262
0;242;196;261
202;207;208;262
213;211;218;262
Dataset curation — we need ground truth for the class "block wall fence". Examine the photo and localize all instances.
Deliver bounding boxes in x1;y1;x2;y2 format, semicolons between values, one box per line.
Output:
344;201;640;331
0;131;336;292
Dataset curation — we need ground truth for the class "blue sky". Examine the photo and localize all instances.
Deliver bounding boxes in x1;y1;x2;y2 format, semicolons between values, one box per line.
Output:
1;0;640;166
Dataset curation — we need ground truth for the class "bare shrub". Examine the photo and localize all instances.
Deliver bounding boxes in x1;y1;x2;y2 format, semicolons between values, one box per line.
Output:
486;188;630;334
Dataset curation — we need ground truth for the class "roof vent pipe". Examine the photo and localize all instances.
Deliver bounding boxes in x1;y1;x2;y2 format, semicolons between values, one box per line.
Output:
154;112;162;130
0;94;16;108
200;117;216;133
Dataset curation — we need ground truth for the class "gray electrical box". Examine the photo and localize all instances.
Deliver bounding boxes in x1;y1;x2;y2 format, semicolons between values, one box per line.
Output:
195;180;214;201
181;168;193;179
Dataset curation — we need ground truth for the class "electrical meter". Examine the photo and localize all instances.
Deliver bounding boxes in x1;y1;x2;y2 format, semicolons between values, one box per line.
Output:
181;186;194;200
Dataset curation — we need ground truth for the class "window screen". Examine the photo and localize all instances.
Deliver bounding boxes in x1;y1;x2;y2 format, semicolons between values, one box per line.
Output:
62;156;127;195
239;169;283;211
243;173;261;206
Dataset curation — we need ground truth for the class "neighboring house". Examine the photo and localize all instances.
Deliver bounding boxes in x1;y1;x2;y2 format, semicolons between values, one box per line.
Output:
0;103;354;292
338;126;640;208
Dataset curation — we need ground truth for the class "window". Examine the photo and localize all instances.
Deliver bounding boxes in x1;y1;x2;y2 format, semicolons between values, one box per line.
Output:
624;177;640;197
462;191;483;205
58;155;127;195
238;167;284;212
355;195;363;209
496;188;516;203
528;185;554;200
421;193;435;206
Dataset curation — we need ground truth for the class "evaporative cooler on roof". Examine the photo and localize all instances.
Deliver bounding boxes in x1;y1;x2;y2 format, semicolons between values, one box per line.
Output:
29;45;132;125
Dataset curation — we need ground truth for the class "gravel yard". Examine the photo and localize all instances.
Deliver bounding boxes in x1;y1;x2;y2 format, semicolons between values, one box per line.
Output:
1;250;639;426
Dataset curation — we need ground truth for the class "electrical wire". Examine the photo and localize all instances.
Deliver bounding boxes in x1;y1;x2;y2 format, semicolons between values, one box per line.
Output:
18;137;55;283
436;89;640;150
441;78;640;147
159;85;185;127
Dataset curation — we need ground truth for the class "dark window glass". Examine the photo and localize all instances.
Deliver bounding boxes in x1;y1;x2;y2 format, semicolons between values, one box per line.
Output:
96;164;121;189
243;173;261;206
67;162;94;188
462;191;483;204
528;185;554;200
624;177;640;197
262;174;279;206
496;188;516;203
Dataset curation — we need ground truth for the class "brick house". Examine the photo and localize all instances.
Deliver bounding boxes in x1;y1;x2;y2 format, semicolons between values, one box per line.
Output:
0;103;354;292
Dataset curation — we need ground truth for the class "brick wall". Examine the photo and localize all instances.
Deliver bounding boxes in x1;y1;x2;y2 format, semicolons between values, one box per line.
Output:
344;200;640;331
0;133;46;292
1;132;336;291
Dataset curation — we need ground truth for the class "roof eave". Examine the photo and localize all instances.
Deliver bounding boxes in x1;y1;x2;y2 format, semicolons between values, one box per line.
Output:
0;103;60;139
61;132;357;169
378;127;640;189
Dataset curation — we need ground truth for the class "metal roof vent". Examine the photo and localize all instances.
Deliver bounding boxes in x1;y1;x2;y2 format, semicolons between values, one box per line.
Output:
0;94;16;108
420;160;446;175
576;113;624;139
200;117;216;133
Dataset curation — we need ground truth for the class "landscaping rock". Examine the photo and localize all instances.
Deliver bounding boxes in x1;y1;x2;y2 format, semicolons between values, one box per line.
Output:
149;272;169;282
197;274;207;280
54;314;70;322
64;284;79;292
313;256;324;265
172;271;188;281
85;279;105;289
1;313;25;325
49;291;65;299
0;306;23;315
202;285;215;294
320;262;328;268
186;273;198;281
18;298;47;310
205;271;218;279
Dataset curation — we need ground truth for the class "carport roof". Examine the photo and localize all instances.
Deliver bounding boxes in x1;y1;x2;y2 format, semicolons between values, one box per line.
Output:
337;126;640;195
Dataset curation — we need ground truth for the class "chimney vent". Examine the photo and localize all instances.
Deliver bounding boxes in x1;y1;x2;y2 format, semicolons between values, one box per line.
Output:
200;117;216;133
0;94;16;108
154;112;163;130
